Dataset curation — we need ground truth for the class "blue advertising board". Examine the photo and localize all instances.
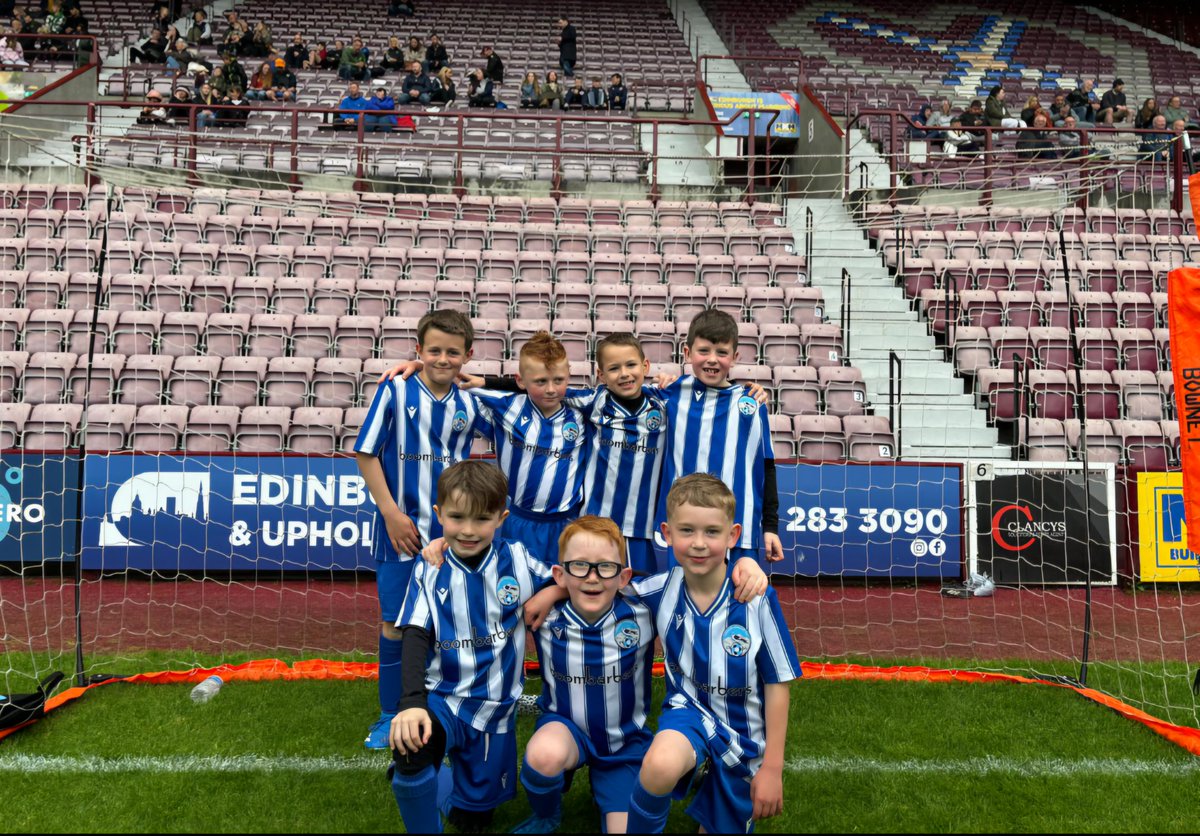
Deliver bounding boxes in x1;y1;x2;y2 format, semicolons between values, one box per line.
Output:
774;462;963;577
708;90;801;138
80;454;377;571
0;452;80;563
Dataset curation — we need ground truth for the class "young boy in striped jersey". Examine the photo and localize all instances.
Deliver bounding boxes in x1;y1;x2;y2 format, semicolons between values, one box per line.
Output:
464;515;768;834
628;474;801;834
355;309;493;750
389;460;562;833
655;308;784;566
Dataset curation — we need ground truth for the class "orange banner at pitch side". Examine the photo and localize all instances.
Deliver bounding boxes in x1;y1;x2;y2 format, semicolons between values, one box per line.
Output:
1168;173;1200;554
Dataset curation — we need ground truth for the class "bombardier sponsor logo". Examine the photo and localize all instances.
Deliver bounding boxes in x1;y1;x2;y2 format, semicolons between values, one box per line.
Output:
991;504;1066;552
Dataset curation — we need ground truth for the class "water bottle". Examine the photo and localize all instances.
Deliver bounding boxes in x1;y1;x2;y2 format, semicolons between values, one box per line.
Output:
189;675;223;704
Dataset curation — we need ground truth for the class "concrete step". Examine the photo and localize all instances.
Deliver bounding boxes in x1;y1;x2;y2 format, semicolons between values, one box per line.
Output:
851;332;936;353
899;424;1001;448
901;444;1013;461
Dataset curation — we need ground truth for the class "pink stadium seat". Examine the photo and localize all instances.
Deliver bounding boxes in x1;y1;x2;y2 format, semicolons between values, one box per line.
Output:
185;405;239;453
793;415;845;461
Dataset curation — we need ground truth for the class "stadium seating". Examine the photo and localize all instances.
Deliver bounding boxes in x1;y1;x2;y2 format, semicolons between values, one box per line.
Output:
0;185;900;461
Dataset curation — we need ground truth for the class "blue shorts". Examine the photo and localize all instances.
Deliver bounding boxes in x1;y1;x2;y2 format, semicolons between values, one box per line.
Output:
658;706;756;835
534;713;652;815
625;537;659;575
428;692;518;812
376;559;415;623
503;506;577;563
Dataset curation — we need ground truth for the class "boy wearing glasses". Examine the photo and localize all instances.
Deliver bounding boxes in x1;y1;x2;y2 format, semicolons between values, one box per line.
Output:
509;516;768;834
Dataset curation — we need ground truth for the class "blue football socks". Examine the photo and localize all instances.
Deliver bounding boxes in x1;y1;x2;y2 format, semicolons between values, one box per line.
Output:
520;761;565;820
625;779;672;834
391;765;441;833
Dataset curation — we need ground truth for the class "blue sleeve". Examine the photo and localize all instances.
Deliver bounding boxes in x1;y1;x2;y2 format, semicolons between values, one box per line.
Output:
397;561;434;632
354;380;395;456
756;589;801;684
562;386;599;411
758;403;774;463
627;571;670;614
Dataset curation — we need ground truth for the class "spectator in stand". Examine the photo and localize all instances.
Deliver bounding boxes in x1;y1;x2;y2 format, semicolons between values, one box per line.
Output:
1016;112;1056;159
557;15;576;77
928;98;953;132
519;70;540;108
396;59;433;105
166;85;191;120
195;81;220;129
246;60;274;100
317;41;339;71
1019;94;1043;127
959;98;987;139
539;69;564;109
208;65;227;96
220;86;249;128
466;67;495;107
244;21;273;59
1171;119;1197;163
0;30;26;67
1067;79;1100;123
220;11;247;57
985;86;1025;129
189;9;211;45
1135;97;1161;129
481;45;503;83
1057;114;1083;158
582;76;606;110
269;58;297;102
164;37;197;75
608;73;628;110
135;88;168;124
339;37;368;80
402;34;423;70
389;0;415;16
150;4;170;35
431;66;455;103
943;117;979;154
380;35;405;73
221;51;247;96
1139;114;1172;160
1163;96;1194;129
364;83;398;132
337;80;369;127
425;33;448;74
1048;93;1072;126
63;5;89;34
564;77;585;108
284;33;307;69
909;103;940;138
129;28;166;63
1098;78;1130;125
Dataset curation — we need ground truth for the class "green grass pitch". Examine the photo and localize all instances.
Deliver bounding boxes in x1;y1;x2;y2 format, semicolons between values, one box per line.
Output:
1;652;1198;833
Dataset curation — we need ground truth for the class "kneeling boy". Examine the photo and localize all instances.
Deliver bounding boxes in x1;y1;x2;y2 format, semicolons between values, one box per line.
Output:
629;474;801;834
389;460;558;833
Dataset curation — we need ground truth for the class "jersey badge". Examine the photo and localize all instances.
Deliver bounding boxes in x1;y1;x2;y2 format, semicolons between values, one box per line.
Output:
497;575;520;607
721;625;752;657
615;619;641;649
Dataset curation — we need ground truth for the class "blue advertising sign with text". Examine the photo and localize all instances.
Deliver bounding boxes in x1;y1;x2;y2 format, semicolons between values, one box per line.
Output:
0;452;79;563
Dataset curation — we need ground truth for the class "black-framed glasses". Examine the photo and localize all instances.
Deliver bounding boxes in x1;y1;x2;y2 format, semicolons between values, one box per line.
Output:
563;560;622;580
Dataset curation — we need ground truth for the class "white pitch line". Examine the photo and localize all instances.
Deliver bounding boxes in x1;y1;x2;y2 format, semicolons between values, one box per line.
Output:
784;755;1200;777
0;753;1195;777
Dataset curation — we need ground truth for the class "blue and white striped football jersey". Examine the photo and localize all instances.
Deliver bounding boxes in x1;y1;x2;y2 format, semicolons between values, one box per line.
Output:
398;538;554;733
534;595;656;756
565;386;667;540
473;389;589;515
355;376;492;562
631;568;801;777
656;376;773;550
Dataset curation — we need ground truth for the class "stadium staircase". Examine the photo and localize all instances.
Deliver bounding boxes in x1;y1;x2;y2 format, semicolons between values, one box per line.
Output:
788;197;1012;460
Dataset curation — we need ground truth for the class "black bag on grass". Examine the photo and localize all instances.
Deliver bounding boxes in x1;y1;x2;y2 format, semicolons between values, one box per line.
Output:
0;672;65;730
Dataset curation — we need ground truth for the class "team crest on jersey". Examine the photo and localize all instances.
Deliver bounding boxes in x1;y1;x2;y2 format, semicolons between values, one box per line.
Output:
615;619;641;649
452;410;468;432
562;421;581;442
721;625;752;657
645;409;663;431
737;395;758;416
497;575;520;607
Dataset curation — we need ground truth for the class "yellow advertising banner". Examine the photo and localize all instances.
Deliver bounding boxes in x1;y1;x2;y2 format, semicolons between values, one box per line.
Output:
1137;472;1200;582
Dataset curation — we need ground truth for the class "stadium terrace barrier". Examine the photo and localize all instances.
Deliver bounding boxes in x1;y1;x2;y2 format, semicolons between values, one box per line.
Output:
695;53;807;94
0;33;100;74
4;98;796;200
845;109;1193;212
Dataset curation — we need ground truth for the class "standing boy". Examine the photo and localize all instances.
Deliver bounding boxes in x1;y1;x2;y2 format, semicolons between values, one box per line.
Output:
355;310;491;750
656;308;783;565
628;474;801;833
389;461;560;833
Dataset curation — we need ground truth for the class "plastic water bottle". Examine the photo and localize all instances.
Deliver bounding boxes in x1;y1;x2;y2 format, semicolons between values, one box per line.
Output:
189;675;223;704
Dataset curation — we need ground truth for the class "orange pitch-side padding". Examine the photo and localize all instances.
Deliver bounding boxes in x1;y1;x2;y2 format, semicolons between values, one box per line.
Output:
4;658;1200;756
1168;172;1200;554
